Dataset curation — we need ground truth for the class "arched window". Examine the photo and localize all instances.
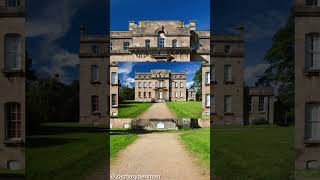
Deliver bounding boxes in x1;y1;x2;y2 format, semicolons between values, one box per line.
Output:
5;102;21;140
145;39;150;48
157;32;165;48
5;34;22;71
172;39;177;47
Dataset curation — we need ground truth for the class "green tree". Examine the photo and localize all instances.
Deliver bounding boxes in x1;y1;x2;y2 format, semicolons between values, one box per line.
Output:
256;14;294;124
193;67;202;100
119;85;135;103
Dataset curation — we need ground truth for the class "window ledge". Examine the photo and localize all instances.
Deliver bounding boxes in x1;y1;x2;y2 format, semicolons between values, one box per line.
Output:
304;69;320;77
224;81;235;85
4;139;24;146
91;111;101;116
111;83;118;86
304;140;320;145
211;81;217;85
3;69;24;77
224;112;234;116
205;83;210;86
112;105;118;108
90;81;101;85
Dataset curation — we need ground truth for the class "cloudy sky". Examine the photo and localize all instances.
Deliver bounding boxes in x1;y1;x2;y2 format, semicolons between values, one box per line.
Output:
118;62;203;88
27;0;292;85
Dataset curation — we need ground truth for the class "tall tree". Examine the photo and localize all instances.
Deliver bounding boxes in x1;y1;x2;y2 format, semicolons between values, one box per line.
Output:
256;14;294;123
193;67;202;100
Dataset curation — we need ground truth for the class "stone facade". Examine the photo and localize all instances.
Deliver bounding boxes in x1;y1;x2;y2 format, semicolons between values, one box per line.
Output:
295;0;320;170
134;69;187;102
79;32;109;125
211;35;245;125
79;20;274;126
245;87;274;125
0;0;25;170
187;87;196;101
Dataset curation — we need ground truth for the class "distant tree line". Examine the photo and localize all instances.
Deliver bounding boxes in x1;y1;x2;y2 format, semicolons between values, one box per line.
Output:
26;55;79;133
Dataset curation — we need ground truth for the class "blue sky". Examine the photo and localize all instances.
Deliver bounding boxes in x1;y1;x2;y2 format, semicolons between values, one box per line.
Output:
118;62;203;88
26;0;293;85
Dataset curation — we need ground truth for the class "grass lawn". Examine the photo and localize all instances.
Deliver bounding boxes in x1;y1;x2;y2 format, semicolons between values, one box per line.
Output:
118;100;152;118
166;101;202;118
110;130;138;160
26;123;137;180
180;125;295;179
0;169;25;178
180;128;210;169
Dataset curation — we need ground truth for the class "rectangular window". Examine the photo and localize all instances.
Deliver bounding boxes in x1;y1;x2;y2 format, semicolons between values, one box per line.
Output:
306;33;320;70
123;42;130;50
112;94;117;107
111;72;117;85
205;72;210;84
175;82;178;88
224;65;232;81
180;91;183;98
305;103;320;140
5;103;21;140
205;94;210;108
91;96;99;113
211;66;216;82
175;92;178;98
145;40;150;48
139;92;141;98
159;81;163;88
306;0;319;6
259;96;265;112
248;96;252;112
138;82;141;88
144;92;146;98
91;65;98;82
224;96;232;113
149;82;152;88
7;0;20;7
144;82;147;88
149;92;151;98
211;95;215;110
5;34;21;71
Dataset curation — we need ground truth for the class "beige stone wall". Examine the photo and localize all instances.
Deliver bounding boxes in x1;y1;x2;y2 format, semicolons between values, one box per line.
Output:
202;64;210;117
79;35;109;125
110;65;119;117
248;96;274;124
295;3;320;169
211;35;245;125
134;71;186;102
0;5;25;170
110;118;132;128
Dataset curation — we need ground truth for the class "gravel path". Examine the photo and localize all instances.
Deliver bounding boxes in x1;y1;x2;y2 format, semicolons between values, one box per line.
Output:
138;103;176;119
110;133;209;180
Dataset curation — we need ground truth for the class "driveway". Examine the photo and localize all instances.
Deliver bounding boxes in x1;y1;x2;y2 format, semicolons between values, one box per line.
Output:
110;133;209;180
138;103;176;119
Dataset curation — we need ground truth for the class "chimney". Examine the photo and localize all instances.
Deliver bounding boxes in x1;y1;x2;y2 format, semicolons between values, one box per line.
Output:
80;24;86;35
129;21;135;30
189;20;196;31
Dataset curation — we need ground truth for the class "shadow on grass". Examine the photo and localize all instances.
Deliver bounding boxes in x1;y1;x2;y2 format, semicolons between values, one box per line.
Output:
109;129;173;136
31;125;107;136
26;137;83;148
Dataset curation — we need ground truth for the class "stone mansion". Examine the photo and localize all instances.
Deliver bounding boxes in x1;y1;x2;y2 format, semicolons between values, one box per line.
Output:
134;69;187;102
79;20;274;125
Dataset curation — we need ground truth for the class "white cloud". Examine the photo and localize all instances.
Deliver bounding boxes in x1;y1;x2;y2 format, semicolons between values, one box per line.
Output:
118;62;134;74
245;63;270;86
27;0;90;83
186;81;194;89
227;10;287;41
124;77;135;88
